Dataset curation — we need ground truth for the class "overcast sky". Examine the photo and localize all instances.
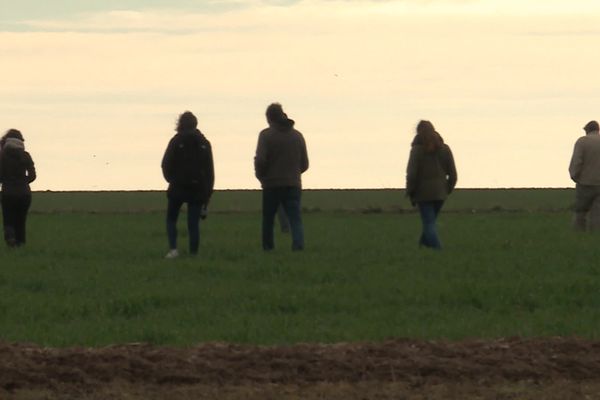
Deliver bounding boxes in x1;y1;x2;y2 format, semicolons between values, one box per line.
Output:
1;0;599;190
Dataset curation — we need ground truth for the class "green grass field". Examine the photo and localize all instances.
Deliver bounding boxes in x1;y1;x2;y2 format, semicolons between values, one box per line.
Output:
30;188;574;213
2;188;598;347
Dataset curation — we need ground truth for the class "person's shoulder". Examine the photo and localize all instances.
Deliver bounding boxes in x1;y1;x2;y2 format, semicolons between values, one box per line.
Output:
199;135;212;150
410;144;425;153
258;128;274;141
196;131;210;144
574;135;596;148
168;133;180;144
291;128;305;140
442;143;453;153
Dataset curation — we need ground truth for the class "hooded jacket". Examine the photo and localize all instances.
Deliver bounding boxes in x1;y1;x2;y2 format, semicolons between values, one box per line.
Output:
161;129;214;204
254;118;309;189
406;139;457;203
0;138;36;196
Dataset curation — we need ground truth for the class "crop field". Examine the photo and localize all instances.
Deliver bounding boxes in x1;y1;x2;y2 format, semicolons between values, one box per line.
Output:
2;188;600;399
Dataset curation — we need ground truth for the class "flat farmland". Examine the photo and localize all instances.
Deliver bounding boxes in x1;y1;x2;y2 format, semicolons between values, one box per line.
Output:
3;188;600;399
29;188;573;213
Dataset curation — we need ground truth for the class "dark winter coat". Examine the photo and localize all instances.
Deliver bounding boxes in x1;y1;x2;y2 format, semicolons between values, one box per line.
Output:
254;119;309;189
161;129;214;204
0;138;36;197
406;142;457;203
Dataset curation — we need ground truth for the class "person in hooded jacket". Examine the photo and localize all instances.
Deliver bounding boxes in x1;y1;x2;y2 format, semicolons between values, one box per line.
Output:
254;103;309;251
161;111;214;259
0;129;36;247
406;120;457;249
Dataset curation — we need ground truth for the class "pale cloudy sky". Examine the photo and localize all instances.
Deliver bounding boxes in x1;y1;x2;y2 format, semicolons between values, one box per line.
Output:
1;0;599;190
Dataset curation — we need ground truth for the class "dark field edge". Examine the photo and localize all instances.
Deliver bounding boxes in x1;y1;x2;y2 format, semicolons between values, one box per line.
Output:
27;188;575;214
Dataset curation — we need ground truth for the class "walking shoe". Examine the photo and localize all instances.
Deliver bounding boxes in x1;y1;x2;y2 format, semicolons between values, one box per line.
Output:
165;249;179;259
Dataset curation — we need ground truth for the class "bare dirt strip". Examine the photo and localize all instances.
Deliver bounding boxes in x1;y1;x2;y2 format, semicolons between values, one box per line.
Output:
2;337;600;399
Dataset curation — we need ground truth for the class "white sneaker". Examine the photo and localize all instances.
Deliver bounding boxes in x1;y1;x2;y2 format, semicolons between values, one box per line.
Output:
165;249;179;259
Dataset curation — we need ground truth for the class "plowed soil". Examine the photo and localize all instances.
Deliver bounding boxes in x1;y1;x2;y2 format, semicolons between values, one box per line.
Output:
3;337;600;399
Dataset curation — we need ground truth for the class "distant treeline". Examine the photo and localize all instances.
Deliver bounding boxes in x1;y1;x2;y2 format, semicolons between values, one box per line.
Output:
29;188;574;214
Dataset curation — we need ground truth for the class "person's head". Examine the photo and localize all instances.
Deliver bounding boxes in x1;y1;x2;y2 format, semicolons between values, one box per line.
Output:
583;120;599;134
414;120;443;152
4;129;24;141
176;111;198;132
266;103;288;125
1;129;24;149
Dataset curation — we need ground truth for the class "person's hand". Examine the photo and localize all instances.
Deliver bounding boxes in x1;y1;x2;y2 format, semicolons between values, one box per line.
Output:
200;205;208;220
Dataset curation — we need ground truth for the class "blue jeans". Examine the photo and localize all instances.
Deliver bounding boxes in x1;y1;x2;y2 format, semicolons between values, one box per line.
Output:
418;200;444;249
167;196;201;254
262;187;304;251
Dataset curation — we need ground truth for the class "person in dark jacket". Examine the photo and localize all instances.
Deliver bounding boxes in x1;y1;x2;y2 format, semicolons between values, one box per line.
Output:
161;111;214;259
254;103;309;251
0;129;36;247
406;120;457;249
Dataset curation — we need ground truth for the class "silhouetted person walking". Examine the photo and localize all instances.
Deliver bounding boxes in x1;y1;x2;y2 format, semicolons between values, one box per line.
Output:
0;129;36;247
161;111;214;258
255;103;309;251
569;120;600;231
406;120;457;249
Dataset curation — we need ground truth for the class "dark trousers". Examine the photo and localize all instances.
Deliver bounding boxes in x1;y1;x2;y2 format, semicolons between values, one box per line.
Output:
573;184;600;231
417;200;444;249
1;193;32;247
262;186;304;251
277;205;290;233
166;196;201;254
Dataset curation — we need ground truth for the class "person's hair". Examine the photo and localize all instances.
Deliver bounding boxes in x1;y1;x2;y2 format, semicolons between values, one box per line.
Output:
584;120;599;133
414;120;443;152
176;111;198;132
5;129;24;141
266;103;287;125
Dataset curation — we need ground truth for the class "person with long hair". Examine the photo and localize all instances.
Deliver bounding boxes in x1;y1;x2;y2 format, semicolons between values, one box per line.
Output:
406;120;457;249
254;103;309;251
0;129;36;247
161;111;215;259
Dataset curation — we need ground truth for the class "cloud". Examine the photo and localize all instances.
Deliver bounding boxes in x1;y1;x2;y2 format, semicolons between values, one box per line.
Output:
7;0;600;34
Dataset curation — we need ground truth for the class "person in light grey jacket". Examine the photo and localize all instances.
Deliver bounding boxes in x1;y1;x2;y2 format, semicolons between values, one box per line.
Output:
569;120;600;231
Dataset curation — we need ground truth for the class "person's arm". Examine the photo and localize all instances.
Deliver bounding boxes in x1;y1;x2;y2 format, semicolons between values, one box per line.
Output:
569;139;583;182
254;131;268;181
445;146;457;193
406;146;420;202
25;153;36;183
300;133;309;173
205;141;215;202
161;139;175;183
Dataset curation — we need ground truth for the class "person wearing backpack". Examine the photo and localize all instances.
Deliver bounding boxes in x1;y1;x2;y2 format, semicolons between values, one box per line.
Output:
406;120;457;249
0;129;36;247
161;111;214;259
